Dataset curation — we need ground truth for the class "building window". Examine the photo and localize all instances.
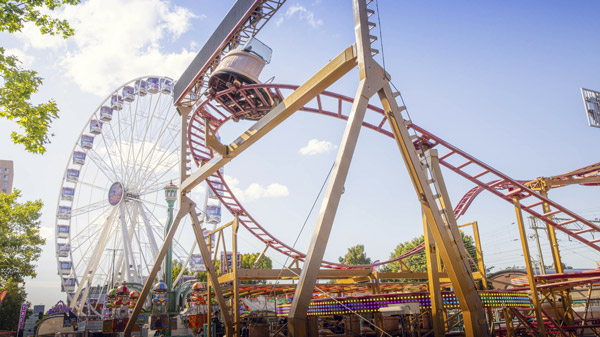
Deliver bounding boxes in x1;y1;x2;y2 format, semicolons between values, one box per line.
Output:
2;182;7;188
1;189;5;193
3;175;6;179
4;168;8;173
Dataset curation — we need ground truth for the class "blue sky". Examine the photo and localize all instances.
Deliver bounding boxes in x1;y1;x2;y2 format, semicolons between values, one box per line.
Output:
1;0;599;309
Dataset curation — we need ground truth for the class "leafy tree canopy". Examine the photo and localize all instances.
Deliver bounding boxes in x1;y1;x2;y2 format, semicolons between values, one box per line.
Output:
0;0;79;154
338;244;372;265
382;232;479;274
240;252;272;270
194;253;272;283
0;189;45;283
171;259;190;284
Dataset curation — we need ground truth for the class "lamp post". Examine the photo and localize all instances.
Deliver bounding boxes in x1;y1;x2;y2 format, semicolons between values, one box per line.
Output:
163;181;178;336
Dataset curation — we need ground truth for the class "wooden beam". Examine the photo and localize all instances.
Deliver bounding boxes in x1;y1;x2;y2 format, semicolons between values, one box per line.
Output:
188;200;233;336
215;268;444;282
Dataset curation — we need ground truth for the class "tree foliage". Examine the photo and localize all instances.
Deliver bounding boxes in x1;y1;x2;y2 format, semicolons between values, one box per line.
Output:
0;190;45;283
0;278;28;331
0;0;79;154
239;252;272;285
193;253;272;283
382;232;479;274
171;260;189;284
240;252;272;270
338;244;372;265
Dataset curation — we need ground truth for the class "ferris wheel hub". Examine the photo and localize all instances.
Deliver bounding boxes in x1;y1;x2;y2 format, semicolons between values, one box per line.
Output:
108;182;124;206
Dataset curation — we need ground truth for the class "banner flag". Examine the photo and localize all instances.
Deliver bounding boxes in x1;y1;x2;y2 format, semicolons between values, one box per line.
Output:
0;289;7;311
18;303;28;330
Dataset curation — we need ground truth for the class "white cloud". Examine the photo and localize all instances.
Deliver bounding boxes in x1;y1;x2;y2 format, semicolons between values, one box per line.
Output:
16;0;200;95
189;184;207;204
299;139;337;155
279;4;323;28
275;17;284;27
40;226;55;241
17;22;66;50
224;175;289;202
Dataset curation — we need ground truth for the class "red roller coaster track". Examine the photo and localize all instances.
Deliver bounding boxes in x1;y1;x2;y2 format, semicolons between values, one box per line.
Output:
454;163;600;218
187;83;600;270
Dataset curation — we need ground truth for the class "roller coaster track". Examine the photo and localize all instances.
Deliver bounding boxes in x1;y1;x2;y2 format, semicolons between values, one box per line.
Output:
187;83;600;270
454;163;600;218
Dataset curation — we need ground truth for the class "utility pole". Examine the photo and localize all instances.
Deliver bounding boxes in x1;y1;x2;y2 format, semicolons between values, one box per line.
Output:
529;217;546;275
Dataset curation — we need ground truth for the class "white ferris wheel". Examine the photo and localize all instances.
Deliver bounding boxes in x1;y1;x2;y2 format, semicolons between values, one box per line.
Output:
54;76;213;317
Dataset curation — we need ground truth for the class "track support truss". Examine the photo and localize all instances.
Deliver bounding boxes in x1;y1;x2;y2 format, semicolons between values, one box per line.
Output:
286;1;489;336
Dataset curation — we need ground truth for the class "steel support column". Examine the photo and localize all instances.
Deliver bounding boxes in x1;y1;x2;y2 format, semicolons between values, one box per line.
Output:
541;190;574;325
232;214;240;336
513;197;546;337
207;234;213;336
470;222;488;289
423;214;445;337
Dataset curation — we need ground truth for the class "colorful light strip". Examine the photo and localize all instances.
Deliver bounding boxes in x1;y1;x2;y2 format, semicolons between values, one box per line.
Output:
276;291;531;317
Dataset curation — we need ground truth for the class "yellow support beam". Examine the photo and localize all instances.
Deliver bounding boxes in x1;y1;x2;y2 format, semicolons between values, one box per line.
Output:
424;215;445;337
513;197;546;337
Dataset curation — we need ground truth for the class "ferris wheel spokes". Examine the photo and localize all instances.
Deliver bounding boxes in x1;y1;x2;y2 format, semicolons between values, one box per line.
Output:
101;115;129;182
128;119;181;190
124;91;160;185
118;203;140;284
72;207;119;314
137;178;177;196
85;148;120;182
69;206;113;245
69;199;109;218
137;201;160;262
77;180;109;192
131;151;180;193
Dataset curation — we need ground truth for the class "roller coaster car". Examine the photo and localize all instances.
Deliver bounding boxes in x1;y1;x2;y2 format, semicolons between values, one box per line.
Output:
208;38;276;121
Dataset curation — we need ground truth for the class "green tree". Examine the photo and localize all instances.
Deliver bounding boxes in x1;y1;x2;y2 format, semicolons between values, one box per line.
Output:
0;278;28;330
239;252;272;284
171;260;190;284
195;253;272;282
0;190;45;283
383;232;479;274
0;0;79;154
338;244;372;265
240;252;272;270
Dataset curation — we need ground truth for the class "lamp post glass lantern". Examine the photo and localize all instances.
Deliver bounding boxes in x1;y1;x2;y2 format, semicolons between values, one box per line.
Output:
164;181;178;206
